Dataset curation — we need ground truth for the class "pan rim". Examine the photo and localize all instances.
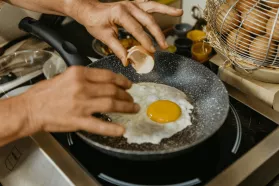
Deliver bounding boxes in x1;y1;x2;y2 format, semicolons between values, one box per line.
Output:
76;103;228;155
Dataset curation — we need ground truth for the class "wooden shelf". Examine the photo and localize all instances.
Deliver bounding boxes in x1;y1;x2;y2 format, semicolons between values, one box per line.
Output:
210;54;279;115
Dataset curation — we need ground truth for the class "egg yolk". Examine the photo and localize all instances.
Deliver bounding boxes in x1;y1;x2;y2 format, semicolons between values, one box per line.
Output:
147;100;181;124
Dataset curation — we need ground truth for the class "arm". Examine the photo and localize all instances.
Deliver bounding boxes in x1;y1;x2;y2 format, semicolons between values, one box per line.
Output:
0;95;31;146
2;0;183;65
2;0;74;15
0;0;182;147
0;67;138;147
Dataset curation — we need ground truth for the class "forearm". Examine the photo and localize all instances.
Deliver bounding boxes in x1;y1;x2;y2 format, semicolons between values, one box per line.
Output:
0;95;31;147
1;0;97;16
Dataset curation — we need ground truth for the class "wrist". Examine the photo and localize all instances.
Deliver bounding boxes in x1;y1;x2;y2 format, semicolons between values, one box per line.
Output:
0;95;33;146
63;0;100;23
20;93;42;136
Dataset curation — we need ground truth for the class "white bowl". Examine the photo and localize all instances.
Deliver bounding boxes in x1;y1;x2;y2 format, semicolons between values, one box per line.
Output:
42;52;67;79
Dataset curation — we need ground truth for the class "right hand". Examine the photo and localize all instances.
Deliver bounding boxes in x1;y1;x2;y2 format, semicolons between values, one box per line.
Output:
20;66;140;137
68;0;183;66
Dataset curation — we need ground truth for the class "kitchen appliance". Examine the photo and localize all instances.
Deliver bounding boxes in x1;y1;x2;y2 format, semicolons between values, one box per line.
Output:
1;15;279;186
52;98;277;186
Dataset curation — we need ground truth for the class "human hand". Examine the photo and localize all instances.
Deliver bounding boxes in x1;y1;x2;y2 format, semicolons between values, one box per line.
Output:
21;66;139;137
66;0;183;66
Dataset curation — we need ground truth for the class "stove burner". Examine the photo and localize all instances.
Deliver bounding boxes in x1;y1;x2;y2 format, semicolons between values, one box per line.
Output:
230;103;242;154
98;174;202;186
67;133;73;146
66;104;242;153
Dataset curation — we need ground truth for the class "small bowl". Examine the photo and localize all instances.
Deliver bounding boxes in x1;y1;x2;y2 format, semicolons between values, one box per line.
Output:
174;38;193;57
191;42;212;63
173;23;193;38
92;27;156;57
187;30;206;43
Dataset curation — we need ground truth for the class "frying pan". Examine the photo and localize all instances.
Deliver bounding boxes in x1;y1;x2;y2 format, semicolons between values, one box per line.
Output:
19;17;230;161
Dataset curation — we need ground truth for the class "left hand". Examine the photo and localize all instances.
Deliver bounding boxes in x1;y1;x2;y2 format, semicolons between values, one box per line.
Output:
65;0;183;65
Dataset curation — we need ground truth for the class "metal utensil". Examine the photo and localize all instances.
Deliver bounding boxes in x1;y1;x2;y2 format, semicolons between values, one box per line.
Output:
191;6;207;31
192;6;202;20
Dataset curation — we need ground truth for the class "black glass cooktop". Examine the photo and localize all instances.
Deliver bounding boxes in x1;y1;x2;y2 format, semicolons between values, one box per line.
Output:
51;97;277;186
1;20;277;186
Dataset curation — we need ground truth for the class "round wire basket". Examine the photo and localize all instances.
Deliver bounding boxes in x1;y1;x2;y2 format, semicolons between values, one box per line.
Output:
204;0;279;73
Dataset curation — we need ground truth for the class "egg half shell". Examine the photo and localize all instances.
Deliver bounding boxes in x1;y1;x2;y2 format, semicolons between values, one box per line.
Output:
127;46;155;74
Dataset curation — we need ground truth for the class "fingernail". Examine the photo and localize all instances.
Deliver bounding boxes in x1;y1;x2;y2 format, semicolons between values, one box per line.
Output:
150;46;156;52
121;56;127;66
134;103;140;112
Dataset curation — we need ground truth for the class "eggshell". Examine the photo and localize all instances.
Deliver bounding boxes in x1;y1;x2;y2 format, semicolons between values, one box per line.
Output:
242;8;269;35
249;36;277;62
127;46;155;74
227;28;252;53
216;3;241;34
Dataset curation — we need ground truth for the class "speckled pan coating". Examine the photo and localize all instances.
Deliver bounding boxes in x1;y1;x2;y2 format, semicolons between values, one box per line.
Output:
76;51;229;160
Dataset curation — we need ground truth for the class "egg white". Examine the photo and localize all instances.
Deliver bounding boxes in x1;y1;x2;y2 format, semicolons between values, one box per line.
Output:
107;82;194;144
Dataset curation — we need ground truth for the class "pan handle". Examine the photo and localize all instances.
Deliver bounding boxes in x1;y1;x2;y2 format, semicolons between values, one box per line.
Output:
18;17;92;67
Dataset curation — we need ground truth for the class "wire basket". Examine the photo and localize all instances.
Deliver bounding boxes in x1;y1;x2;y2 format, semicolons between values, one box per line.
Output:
204;0;279;71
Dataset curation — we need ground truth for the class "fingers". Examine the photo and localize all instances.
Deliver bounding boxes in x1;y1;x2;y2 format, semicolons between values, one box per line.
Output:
86;83;134;102
87;27;128;66
114;7;155;53
79;117;125;136
137;1;183;16
105;36;128;66
128;3;167;49
83;67;132;89
101;31;128;66
88;98;140;114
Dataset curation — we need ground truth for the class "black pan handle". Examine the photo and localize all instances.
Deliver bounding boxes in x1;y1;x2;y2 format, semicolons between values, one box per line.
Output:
18;17;92;67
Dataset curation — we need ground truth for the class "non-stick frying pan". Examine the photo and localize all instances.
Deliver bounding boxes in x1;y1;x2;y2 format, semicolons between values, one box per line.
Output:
19;17;229;161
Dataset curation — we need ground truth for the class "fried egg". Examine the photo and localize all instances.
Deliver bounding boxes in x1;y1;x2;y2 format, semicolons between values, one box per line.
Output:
107;82;194;144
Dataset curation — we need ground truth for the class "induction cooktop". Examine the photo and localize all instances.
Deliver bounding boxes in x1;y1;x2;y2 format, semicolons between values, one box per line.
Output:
1;20;278;186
